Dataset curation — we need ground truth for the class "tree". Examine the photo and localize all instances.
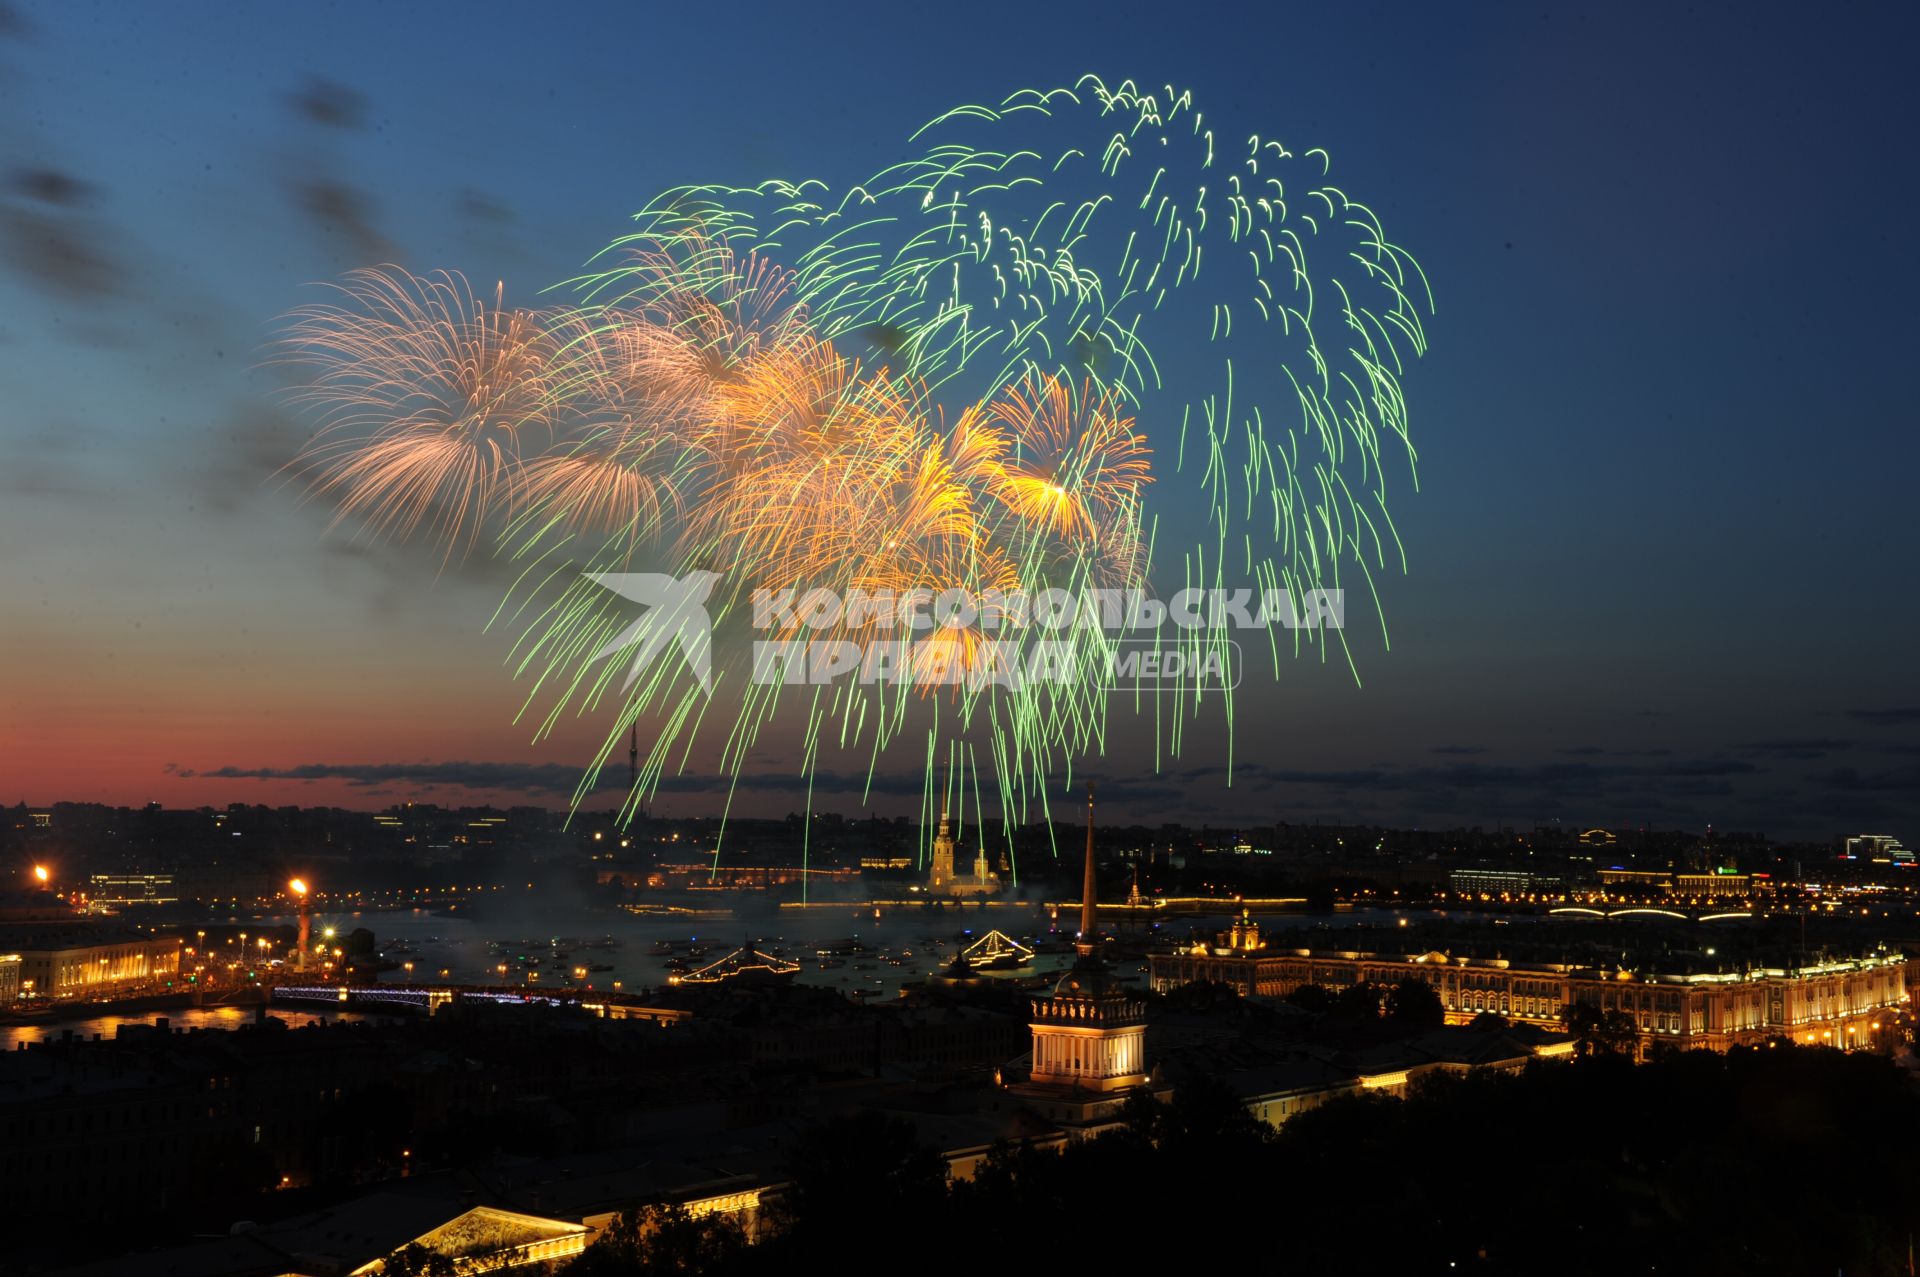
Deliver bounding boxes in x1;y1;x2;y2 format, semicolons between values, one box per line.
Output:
1155;978;1244;1012
1285;983;1334;1014
1384;977;1444;1030
1562;1002;1638;1058
764;1111;948;1250
1331;980;1385;1021
381;1244;455;1277
561;1204;747;1277
1121;1073;1272;1153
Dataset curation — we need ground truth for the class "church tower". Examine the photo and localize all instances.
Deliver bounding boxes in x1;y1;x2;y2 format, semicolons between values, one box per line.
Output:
928;795;956;891
1012;784;1154;1123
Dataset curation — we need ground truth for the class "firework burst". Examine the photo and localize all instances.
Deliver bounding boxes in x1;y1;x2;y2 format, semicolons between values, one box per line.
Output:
274;76;1434;880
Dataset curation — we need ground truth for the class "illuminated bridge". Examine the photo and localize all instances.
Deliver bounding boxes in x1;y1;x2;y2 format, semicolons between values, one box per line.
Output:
271;985;573;1013
1547;907;1757;923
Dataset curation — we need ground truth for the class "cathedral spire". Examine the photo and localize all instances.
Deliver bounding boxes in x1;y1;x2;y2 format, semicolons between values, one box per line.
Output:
928;764;956;890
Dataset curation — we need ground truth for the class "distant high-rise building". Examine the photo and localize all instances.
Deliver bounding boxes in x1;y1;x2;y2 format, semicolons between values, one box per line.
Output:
1846;834;1912;865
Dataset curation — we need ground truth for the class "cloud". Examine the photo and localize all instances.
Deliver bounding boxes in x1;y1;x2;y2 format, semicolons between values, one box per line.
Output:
1243;757;1759;793
286;177;397;264
1847;707;1920;728
1135;756;1768;827
1807;764;1920;794
1736;738;1855;759
0;202;121;300
0;2;31;40
11;166;93;206
1429;744;1488;756
174;761;945;799
289;78;368;130
179;761;608;795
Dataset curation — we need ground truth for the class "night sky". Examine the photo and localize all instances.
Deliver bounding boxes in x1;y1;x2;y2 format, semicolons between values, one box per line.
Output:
2;0;1915;838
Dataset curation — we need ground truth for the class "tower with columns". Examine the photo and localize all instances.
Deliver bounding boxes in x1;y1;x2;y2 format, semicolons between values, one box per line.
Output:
1011;784;1158;1124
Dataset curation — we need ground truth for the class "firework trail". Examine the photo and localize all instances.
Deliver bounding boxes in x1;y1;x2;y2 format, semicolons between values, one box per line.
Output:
279;268;560;559
277;77;1433;881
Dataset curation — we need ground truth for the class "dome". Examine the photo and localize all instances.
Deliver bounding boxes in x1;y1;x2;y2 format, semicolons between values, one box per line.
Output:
1051;955;1125;1000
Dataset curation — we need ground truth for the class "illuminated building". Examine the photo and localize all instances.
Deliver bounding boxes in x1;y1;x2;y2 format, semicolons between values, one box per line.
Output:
108;1196;592;1276
12;932;182;998
1449;867;1560;895
929;799;956;889
1847;834;1913;866
926;793;1000;896
1004;786;1162;1130
1224;1030;1578;1131
337;1203;588;1274
636;863;862;891
0;954;18;1002
84;872;179;906
1149;942;1908;1053
1594;867;1753;898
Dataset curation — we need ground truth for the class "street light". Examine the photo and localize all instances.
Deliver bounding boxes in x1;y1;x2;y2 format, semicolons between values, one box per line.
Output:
32;864;50;887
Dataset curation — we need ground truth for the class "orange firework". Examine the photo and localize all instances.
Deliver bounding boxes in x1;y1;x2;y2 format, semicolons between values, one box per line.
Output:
512;313;717;550
980;372;1151;543
280;268;559;556
592;234;812;428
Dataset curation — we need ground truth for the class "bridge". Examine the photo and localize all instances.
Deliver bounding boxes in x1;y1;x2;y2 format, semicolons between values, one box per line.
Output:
1548;907;1756;922
271;985;574;1014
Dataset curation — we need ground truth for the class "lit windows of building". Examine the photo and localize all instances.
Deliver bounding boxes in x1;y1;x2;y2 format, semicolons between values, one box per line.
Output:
86;873;179;906
1147;943;1908;1054
13;934;182;998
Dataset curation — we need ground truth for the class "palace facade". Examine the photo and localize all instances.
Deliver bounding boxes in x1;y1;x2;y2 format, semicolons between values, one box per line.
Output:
1149;926;1909;1053
11;932;182;999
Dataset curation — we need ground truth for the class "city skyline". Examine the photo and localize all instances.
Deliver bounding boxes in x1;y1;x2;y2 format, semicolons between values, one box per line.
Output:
3;0;1916;839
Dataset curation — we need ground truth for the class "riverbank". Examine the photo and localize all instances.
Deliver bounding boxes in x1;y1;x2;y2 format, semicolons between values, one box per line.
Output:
0;985;266;1027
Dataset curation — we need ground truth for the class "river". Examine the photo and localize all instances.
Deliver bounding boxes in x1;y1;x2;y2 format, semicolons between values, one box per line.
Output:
6;899;1431;1048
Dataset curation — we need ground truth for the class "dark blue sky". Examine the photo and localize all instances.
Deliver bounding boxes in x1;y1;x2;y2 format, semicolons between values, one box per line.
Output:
2;0;1915;838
